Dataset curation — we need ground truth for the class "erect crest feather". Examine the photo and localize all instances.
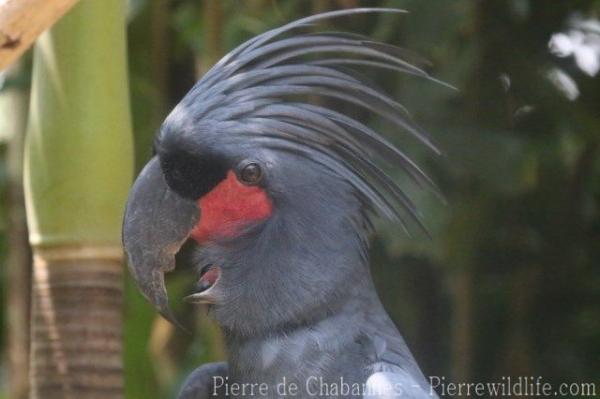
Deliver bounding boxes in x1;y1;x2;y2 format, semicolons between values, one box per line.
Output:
177;8;452;234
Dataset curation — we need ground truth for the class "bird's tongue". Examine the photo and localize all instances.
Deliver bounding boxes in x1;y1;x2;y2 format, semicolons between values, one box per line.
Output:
197;265;220;292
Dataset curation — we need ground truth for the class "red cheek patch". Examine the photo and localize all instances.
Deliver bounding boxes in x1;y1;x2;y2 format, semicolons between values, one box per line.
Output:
190;170;272;243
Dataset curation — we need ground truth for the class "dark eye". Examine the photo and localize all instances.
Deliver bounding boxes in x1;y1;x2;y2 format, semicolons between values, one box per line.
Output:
239;162;263;185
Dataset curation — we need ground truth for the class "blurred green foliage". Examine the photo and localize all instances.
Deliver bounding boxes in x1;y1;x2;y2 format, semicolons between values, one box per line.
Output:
1;0;599;398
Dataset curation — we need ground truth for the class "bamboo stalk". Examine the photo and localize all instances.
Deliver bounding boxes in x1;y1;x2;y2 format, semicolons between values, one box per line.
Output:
0;0;79;71
24;0;133;397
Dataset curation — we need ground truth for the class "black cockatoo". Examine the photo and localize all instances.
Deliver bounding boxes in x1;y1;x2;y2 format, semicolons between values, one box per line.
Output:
123;8;447;399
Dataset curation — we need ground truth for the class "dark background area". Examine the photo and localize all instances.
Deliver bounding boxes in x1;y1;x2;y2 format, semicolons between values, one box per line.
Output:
1;1;599;398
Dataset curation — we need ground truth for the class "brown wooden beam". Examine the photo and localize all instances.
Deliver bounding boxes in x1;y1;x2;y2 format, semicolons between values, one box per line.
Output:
0;0;79;71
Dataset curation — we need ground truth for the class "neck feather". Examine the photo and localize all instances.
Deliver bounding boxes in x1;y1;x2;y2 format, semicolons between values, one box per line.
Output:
201;187;373;338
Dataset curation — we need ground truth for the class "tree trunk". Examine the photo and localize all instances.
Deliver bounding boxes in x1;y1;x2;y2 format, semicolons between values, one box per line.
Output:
29;249;124;398
445;195;487;386
24;1;133;398
195;0;223;76
2;61;32;399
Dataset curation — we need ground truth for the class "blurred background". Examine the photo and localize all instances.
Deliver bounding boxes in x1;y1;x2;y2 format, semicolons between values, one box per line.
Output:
1;0;599;398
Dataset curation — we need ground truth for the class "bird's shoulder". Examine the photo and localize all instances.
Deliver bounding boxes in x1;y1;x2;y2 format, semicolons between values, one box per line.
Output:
360;333;438;399
364;364;438;399
177;362;228;399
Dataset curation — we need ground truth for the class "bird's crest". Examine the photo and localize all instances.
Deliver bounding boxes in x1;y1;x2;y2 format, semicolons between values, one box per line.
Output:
172;8;451;234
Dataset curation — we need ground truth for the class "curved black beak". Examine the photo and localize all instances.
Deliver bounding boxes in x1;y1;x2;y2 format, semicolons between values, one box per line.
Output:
122;156;199;325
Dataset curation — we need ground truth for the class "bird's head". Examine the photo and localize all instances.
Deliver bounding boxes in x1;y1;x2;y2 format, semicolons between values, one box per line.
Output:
122;8;448;327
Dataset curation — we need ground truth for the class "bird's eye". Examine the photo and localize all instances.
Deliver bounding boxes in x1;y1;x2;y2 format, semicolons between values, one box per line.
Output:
239;162;263;185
